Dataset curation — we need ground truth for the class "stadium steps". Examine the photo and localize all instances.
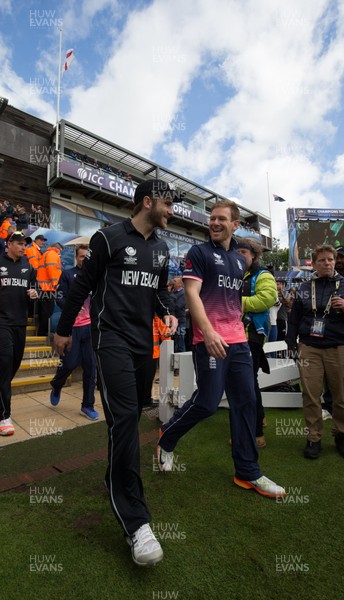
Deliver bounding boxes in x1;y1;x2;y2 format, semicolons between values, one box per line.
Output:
12;315;60;395
25;335;49;344
12;317;83;395
19;357;61;376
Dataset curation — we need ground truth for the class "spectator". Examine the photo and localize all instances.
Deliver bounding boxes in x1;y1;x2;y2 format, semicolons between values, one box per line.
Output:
167;278;176;312
50;245;99;421
36;242;63;336
172;276;186;352
0;215;14;239
276;278;293;342
25;234;47;270
70;148;79;160
0;200;14;221
268;299;281;343
236;238;278;448
334;245;344;276
31;204;44;227
0;231;38;436
286;244;344;459
142;316;171;408
321;245;344;420
14;205;30;231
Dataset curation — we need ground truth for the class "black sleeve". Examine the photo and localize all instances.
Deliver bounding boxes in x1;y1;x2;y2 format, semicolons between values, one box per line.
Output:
55;271;70;310
27;265;37;304
56;231;111;336
29;265;36;286
285;298;303;350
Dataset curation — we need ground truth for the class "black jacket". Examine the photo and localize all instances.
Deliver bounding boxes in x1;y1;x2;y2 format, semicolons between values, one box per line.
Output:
14;212;30;230
286;272;344;349
0;254;36;326
56;219;174;355
171;288;186;323
56;266;80;309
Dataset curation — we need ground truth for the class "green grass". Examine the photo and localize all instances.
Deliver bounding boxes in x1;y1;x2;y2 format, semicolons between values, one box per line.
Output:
0;408;342;600
0;412;155;478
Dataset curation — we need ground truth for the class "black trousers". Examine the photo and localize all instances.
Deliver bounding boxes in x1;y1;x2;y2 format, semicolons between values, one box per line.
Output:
248;341;265;437
37;296;55;336
0;326;26;420
143;357;158;405
96;343;154;536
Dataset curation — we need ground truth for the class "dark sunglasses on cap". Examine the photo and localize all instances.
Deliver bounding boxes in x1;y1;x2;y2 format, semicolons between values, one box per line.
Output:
7;231;31;244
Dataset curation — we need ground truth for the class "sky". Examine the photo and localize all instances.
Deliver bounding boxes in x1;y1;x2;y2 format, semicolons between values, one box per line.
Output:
0;0;344;245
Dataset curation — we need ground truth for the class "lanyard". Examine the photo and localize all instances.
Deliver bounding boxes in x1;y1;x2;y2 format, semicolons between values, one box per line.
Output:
311;279;339;317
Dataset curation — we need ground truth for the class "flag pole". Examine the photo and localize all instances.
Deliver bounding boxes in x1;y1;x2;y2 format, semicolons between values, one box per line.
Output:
56;27;63;153
266;171;273;249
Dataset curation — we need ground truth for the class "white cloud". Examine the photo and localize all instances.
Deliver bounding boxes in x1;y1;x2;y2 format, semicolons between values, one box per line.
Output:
0;34;55;122
61;0;119;40
323;154;344;186
1;0;344;249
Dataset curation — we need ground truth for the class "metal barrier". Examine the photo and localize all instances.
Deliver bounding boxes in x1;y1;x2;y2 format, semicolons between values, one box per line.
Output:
158;340;302;422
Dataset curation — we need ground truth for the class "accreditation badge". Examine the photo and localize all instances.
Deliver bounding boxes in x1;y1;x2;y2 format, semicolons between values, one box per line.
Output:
310;318;325;338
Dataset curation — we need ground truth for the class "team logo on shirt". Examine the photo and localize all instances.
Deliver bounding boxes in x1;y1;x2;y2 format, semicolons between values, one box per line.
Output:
237;259;244;271
0;267;8;275
124;246;137;265
21;269;29;273
213;252;224;266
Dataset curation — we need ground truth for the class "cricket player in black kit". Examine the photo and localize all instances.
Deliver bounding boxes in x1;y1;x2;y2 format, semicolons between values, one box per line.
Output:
0;231;39;436
54;180;179;566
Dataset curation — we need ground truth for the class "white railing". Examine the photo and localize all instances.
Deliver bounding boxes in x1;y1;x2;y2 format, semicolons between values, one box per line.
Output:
158;340;302;422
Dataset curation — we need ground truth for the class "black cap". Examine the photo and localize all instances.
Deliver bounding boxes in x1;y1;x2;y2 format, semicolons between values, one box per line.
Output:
34;234;47;242
133;179;184;205
6;231;32;244
335;245;344;255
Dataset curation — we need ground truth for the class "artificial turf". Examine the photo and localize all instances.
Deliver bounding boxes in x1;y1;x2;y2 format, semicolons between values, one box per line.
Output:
0;408;342;600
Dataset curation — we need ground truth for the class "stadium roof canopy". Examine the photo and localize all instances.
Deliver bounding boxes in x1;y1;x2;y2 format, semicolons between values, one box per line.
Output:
61;119;257;221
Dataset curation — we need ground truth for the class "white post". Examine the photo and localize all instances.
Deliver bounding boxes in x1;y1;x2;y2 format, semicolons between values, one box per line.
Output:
55;28;63;153
266;171;273;249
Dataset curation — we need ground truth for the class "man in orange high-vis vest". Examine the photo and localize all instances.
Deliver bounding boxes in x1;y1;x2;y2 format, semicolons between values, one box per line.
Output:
141;316;171;413
36;242;63;336
25;234;47;270
0;217;13;239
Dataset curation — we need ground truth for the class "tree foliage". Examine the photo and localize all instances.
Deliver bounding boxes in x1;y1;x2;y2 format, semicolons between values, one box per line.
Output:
262;237;289;271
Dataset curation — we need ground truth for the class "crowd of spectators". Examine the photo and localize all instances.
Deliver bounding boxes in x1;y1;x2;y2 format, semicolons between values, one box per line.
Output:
239;220;260;234
0;200;47;235
65;148;134;184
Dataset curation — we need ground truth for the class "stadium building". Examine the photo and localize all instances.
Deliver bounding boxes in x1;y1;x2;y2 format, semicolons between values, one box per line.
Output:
0;98;272;268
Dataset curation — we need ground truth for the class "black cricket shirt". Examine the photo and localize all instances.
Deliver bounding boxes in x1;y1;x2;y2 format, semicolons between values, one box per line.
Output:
0;254;36;326
56;219;173;355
